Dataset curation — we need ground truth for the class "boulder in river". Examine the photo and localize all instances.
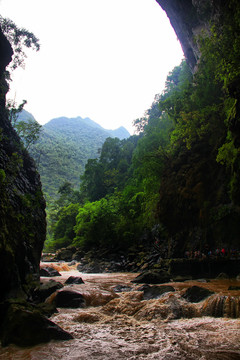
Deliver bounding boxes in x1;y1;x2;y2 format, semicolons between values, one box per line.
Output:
33;279;64;303
131;270;171;284
40;266;61;277
182;286;214;303
142;285;175;300
65;276;85;285
0;302;73;347
54;290;86;308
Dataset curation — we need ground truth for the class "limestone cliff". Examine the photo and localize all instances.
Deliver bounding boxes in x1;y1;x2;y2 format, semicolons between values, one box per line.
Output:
156;0;222;70
0;29;46;301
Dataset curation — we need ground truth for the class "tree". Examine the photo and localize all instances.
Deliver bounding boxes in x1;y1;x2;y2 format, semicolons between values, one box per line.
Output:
6;100;42;150
0;16;40;74
74;197;120;250
80;159;106;201
15;118;42;150
52;203;80;250
1;17;42;150
6;99;27;126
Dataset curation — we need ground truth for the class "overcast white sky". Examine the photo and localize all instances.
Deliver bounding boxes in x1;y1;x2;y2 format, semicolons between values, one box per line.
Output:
1;0;183;134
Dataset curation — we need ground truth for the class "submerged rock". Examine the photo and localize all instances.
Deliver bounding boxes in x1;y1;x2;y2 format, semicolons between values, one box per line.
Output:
132;270;171;284
182;286;214;303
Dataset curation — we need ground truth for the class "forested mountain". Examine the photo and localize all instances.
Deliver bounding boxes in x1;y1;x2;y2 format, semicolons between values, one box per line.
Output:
26;115;129;197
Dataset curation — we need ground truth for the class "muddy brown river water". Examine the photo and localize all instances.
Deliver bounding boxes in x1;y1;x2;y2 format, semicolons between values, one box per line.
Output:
0;263;240;359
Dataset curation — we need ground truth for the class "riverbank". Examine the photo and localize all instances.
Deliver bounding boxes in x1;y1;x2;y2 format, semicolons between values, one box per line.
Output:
42;246;240;280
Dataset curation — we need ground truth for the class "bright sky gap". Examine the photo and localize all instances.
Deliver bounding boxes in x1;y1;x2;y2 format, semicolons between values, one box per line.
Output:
1;0;184;134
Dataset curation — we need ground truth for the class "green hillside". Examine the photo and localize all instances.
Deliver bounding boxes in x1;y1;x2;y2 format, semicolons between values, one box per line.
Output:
26;114;129;198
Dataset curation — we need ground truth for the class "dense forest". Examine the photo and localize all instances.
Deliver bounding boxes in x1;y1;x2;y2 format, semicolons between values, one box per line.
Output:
44;1;240;257
17;113;129;198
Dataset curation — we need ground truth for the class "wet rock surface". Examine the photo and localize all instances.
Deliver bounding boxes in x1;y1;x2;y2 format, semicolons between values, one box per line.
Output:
182;285;214;303
112;284;133;293
142;285;175;300
40;266;62;277
53;290;86;308
33;279;64;303
0;44;46;302
132;270;171;284
0;301;72;347
65;276;84;285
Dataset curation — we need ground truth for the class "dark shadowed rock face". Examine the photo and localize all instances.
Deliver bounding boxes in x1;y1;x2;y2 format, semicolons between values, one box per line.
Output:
156;0;221;70
0;302;73;347
0;29;46;301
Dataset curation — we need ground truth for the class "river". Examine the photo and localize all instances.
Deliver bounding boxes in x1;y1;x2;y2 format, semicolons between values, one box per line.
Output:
0;262;240;359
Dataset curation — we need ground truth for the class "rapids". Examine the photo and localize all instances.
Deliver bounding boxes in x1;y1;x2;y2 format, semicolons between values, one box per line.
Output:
0;262;240;359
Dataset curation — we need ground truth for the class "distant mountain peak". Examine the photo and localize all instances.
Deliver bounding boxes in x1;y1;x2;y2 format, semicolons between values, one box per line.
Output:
44;116;130;140
20;111;131;197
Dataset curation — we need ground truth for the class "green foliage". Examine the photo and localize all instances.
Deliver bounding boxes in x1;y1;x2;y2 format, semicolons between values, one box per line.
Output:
6;100;27;127
216;134;239;170
51;203;80;250
0;15;40;72
0;169;6;183
43;181;81;251
73;191;147;251
6;102;42;150
29;116;129;198
74;197;120;250
15;118;42;150
196;0;240;202
80;136;138;202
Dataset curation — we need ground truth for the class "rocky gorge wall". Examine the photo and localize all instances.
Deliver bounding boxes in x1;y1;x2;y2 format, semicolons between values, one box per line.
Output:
156;0;223;70
0;29;46;301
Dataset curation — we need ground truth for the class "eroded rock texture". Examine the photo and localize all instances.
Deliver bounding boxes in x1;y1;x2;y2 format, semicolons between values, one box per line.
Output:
156;0;221;70
0;29;46;301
